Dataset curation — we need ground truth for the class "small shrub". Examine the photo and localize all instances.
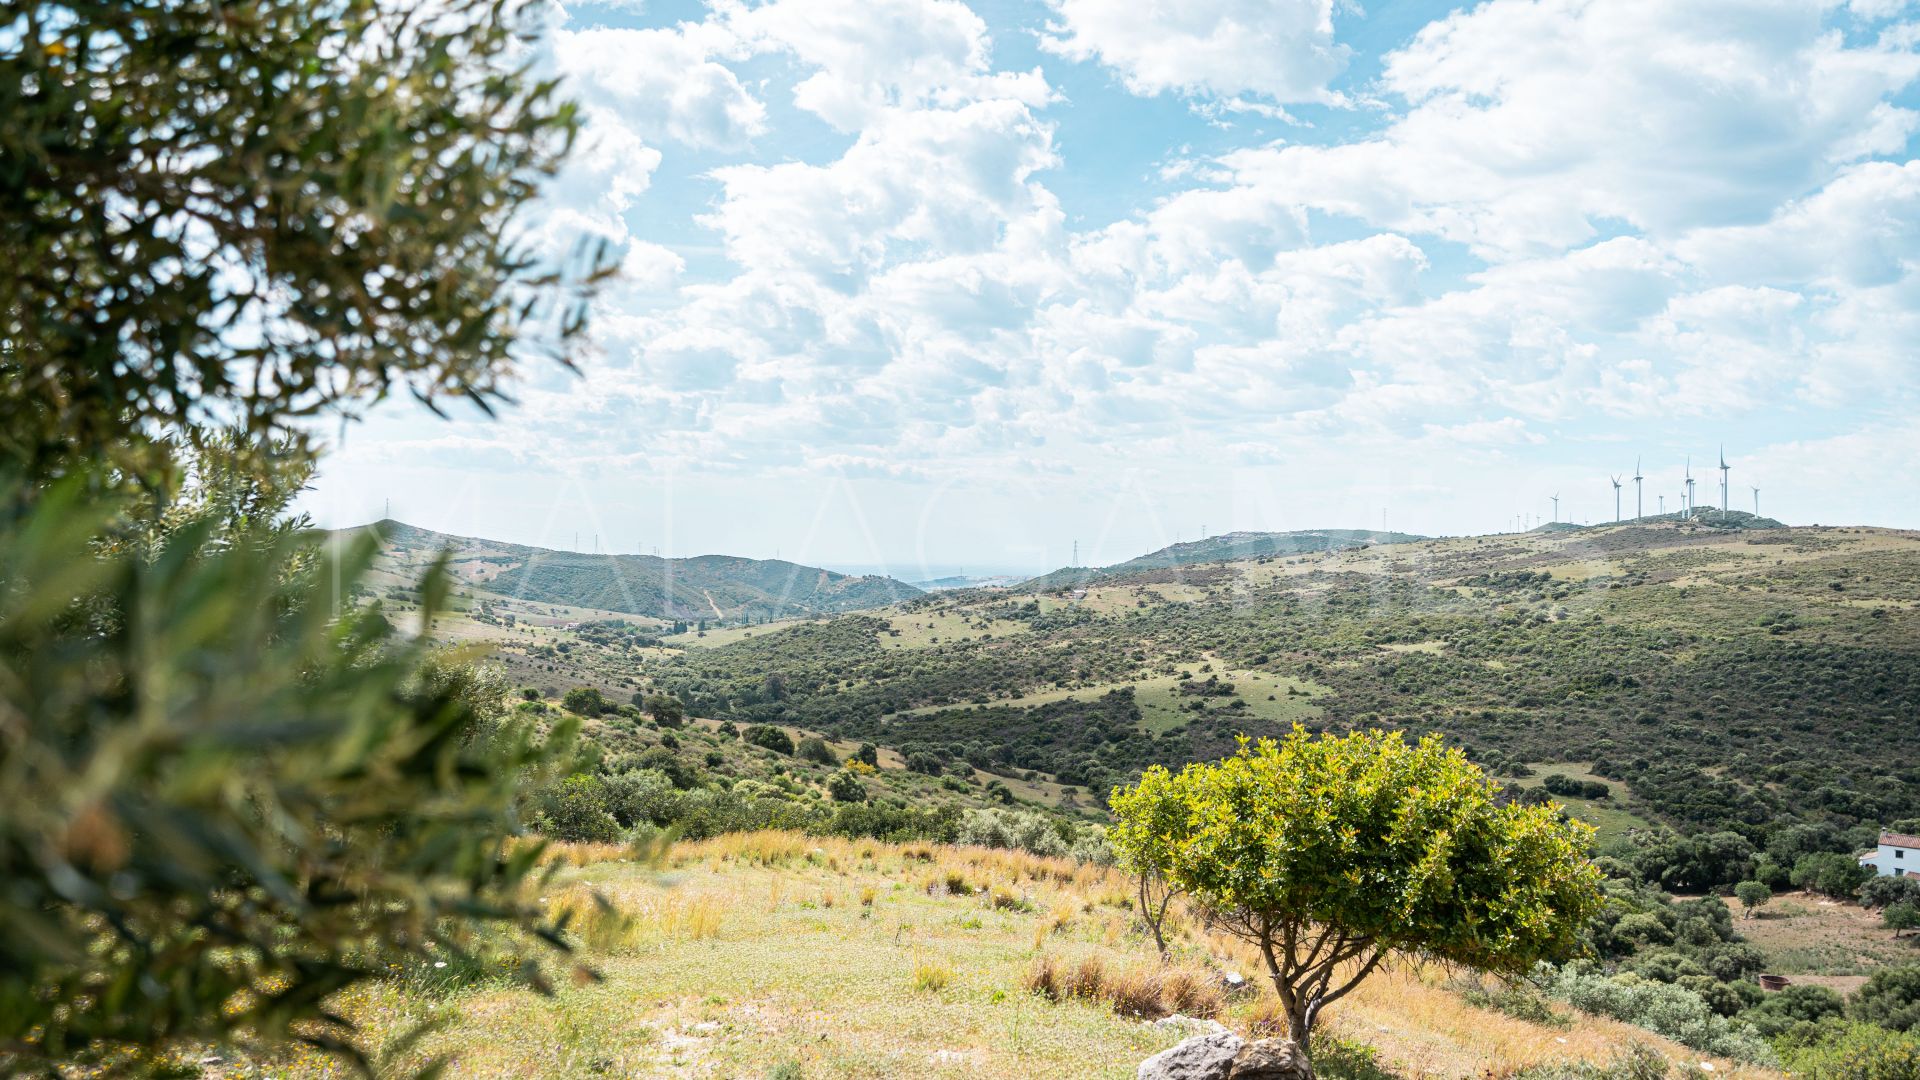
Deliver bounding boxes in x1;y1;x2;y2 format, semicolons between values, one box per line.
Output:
1308;1031;1401;1080
1544;962;1776;1065
1738;983;1843;1037
826;770;866;803
1850;966;1920;1032
1450;973;1570;1029
797;736;837;765
911;956;953;992
537;775;622;843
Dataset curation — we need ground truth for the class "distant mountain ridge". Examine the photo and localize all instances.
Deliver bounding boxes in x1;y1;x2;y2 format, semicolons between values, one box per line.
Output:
1021;528;1425;590
351;520;922;622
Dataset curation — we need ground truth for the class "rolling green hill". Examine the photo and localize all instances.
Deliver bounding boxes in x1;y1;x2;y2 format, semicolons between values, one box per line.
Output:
634;520;1920;844
1020;528;1424;590
351;520;922;622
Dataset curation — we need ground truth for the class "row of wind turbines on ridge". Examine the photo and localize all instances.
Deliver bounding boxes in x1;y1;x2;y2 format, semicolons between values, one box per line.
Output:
1532;447;1761;531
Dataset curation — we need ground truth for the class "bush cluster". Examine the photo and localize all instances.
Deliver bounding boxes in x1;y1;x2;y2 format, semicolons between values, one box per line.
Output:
954;808;1111;863
1542;962;1776;1065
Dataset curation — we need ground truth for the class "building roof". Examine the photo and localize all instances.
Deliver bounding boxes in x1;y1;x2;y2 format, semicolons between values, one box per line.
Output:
1881;831;1920;850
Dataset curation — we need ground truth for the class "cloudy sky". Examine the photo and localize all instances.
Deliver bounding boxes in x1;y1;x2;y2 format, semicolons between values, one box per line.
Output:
302;0;1920;577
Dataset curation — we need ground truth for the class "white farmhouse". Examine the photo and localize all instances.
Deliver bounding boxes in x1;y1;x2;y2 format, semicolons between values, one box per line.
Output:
1859;831;1920;878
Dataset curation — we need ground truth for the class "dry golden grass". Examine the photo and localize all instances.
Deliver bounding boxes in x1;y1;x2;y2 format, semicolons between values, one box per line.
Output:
1025;952;1224;1020
1709;892;1920;978
255;831;1784;1079
547;881;726;949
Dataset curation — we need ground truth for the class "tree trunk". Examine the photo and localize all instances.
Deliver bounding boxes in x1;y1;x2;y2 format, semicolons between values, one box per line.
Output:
1138;873;1171;957
1287;1000;1312;1043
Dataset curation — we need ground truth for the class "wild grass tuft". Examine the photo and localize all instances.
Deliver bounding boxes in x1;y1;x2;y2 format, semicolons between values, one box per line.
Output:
1024;952;1222;1019
911;955;954;992
988;885;1032;912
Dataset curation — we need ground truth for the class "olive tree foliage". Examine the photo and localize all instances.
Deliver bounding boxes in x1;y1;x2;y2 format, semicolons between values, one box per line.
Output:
0;0;620;1070
0;0;611;486
0;482;585;1070
1110;728;1604;1043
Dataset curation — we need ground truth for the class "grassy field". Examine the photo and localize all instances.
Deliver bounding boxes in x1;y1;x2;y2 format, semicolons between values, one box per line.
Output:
1718;893;1920;982
1506;764;1661;847
888;661;1329;736
250;834;1780;1080
878;611;1030;649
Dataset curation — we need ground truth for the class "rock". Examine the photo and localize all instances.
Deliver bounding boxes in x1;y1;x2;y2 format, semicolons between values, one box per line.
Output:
1138;1031;1247;1080
1219;971;1251;995
1229;1038;1313;1080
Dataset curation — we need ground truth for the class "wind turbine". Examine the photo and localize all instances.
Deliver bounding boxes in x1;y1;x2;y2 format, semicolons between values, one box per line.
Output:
1610;475;1623;523
1551;493;1560;524
1751;486;1760;517
1683;456;1694;519
1718;445;1731;512
1659;494;1665;516
1633;457;1645;520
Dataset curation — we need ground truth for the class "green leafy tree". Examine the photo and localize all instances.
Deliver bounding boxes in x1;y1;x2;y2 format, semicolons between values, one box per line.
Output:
1;0;610;486
561;686;611;716
1734;880;1773;919
1110;728;1602;1046
744;724;795;756
1885;902;1920;939
1861;876;1920;910
642;692;686;727
1107;756;1188;958
1792;852;1871;899
797;736;838;766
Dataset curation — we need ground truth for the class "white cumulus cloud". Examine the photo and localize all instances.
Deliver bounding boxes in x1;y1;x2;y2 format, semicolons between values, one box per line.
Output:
1040;0;1348;105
